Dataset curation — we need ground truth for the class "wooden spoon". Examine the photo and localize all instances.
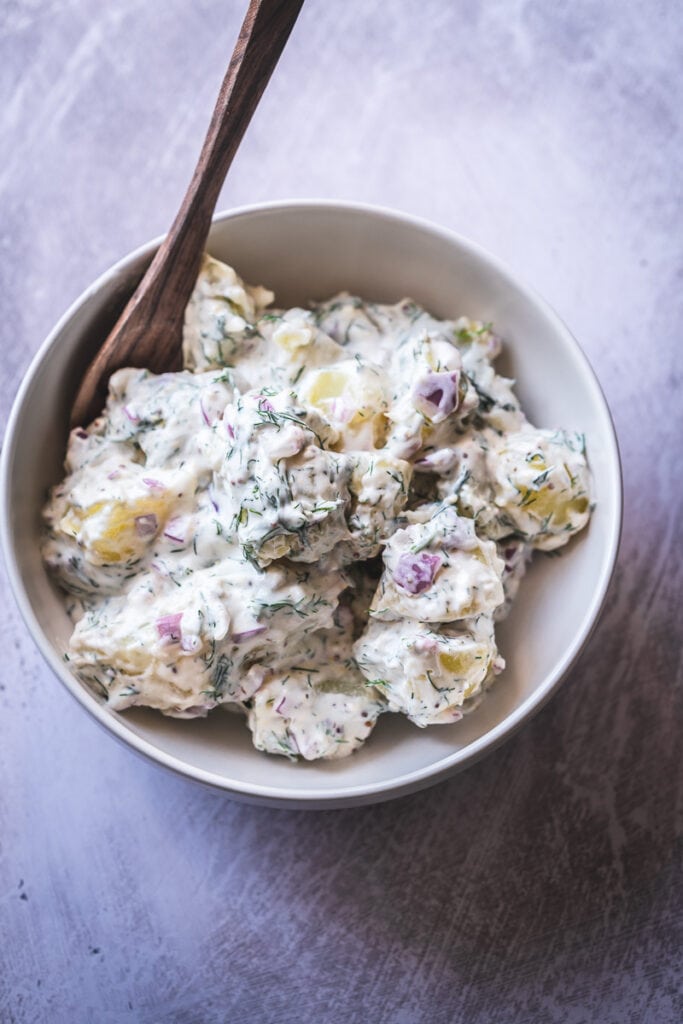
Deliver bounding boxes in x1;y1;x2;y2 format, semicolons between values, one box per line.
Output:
71;0;305;427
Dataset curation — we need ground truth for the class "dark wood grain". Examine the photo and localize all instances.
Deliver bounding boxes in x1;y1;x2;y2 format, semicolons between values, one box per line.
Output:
70;0;305;427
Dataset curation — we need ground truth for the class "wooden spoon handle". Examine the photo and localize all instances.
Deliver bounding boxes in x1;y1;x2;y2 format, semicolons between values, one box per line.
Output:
71;0;305;426
137;0;306;334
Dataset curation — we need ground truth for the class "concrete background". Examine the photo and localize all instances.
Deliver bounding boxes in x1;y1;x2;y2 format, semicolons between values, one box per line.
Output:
1;1;681;1021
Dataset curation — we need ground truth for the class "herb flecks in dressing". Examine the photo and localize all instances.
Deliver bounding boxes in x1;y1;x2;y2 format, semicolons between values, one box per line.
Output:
43;255;592;759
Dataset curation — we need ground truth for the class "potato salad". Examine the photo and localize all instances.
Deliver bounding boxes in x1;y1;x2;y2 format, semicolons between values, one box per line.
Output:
43;255;592;761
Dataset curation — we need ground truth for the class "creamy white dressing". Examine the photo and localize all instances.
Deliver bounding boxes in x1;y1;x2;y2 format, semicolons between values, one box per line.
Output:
43;254;593;760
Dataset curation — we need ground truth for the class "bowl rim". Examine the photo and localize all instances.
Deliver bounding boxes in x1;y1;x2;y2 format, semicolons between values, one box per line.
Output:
0;198;623;808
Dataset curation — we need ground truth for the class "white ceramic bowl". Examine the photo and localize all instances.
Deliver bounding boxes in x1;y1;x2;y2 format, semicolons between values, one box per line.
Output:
1;201;621;808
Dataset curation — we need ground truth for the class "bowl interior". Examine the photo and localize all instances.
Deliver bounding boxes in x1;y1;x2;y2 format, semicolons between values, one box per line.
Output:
2;203;621;806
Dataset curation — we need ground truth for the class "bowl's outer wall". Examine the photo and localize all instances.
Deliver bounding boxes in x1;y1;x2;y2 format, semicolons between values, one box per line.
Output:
1;202;622;807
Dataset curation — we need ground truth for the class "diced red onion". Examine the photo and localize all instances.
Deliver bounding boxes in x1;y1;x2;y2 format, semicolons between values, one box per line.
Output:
181;635;201;653
412;371;460;423
231;625;267;644
393;551;442;594
259;397;274;412
122;405;139;423
143;477;164;490
75;428;89;440
107;470;120;480
328;399;353;423
275;696;287;715
414;448;459;474
156;613;183;642
226;423;235;440
163;517;187;544
268;425;307;460
199;398;211;426
487;332;502;357
163;532;185;545
413;635;438;654
244;664;267;695
134;513;158;537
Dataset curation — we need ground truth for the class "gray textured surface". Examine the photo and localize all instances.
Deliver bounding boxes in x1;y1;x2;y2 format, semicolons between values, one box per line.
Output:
1;1;682;1021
